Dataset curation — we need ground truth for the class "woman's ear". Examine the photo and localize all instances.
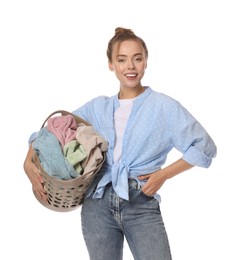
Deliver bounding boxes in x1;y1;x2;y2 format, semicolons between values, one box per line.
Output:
108;61;114;71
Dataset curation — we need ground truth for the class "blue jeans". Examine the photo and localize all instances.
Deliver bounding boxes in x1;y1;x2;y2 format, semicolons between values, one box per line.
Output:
81;179;172;260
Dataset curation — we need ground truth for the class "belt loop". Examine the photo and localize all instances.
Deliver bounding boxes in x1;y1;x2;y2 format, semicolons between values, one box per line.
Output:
129;178;140;191
136;179;142;191
135;179;139;190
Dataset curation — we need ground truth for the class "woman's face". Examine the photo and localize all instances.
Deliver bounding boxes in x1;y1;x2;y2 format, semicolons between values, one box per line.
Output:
109;40;147;90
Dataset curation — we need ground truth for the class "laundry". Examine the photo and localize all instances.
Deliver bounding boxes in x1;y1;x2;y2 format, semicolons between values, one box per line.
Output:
32;114;108;180
63;140;87;175
47;114;77;149
76;123;108;175
32;127;80;180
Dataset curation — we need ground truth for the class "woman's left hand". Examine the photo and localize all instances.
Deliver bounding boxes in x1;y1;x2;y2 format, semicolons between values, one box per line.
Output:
138;169;167;196
138;159;194;196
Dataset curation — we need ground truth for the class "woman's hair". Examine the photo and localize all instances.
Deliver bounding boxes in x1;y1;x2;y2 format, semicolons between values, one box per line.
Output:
107;27;148;62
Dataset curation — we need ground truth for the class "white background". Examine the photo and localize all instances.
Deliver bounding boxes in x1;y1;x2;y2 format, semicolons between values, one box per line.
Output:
1;0;241;259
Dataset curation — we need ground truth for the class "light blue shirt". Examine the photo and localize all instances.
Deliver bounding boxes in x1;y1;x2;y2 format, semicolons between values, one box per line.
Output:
72;87;217;201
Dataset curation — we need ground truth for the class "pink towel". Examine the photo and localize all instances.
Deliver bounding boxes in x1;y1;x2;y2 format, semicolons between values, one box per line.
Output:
47;115;77;148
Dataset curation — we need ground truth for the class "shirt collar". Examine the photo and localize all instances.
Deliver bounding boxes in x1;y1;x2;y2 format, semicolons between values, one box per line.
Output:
114;86;151;110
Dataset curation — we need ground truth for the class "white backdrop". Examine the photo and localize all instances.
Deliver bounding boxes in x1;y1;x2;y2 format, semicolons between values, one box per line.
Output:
1;1;241;259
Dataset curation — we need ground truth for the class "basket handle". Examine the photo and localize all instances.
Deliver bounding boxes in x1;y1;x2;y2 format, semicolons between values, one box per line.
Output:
40;110;91;129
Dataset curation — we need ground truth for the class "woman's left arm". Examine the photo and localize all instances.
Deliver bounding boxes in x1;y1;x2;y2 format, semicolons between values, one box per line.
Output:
138;158;193;196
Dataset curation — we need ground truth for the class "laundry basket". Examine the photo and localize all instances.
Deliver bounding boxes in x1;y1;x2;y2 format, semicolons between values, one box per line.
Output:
32;110;106;212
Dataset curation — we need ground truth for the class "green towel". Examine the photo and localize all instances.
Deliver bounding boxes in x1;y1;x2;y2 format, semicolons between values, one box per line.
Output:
63;140;87;175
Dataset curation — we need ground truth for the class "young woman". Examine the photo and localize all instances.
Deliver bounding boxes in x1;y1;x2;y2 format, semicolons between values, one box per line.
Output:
24;27;217;260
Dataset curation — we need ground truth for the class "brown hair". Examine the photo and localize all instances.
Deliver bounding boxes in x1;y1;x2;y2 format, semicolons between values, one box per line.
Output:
107;27;148;62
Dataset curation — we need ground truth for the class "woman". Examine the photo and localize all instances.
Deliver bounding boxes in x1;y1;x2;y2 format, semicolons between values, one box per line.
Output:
24;27;217;260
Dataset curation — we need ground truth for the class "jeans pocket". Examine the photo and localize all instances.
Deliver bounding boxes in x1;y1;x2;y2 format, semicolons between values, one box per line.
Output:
140;190;154;200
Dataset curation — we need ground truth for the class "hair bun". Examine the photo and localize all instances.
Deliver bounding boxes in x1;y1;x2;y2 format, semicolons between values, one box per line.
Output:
115;27;134;36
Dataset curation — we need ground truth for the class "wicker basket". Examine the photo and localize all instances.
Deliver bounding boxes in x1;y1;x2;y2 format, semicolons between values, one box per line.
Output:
32;110;106;212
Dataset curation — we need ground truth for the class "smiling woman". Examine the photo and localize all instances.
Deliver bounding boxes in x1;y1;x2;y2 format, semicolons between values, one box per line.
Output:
23;27;217;260
107;28;148;99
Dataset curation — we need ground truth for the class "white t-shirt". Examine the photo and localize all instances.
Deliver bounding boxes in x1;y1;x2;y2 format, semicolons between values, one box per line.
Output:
113;98;135;162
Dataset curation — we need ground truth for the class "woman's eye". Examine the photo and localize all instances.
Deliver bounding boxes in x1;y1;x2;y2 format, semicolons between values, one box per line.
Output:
134;57;142;62
118;59;125;63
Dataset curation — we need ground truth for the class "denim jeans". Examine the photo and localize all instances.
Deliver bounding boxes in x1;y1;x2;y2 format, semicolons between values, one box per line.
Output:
81;179;172;260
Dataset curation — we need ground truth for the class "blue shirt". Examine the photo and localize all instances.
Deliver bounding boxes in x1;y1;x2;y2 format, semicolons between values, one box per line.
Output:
72;87;217;201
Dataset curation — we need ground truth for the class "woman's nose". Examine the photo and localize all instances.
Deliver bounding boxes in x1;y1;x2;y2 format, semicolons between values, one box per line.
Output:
128;60;135;69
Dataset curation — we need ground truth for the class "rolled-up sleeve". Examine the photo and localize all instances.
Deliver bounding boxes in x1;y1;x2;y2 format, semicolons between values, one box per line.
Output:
170;102;217;168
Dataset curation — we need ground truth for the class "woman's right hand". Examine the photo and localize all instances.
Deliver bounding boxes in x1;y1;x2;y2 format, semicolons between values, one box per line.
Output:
23;145;47;201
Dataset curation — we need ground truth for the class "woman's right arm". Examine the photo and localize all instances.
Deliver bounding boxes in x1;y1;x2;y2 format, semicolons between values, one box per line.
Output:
23;144;47;201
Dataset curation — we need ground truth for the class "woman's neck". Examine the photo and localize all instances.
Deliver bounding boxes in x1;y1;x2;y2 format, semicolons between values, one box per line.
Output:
118;86;145;99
